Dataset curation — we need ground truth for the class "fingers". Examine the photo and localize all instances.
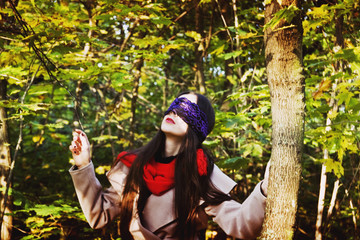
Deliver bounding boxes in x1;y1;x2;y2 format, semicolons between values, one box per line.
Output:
264;161;271;178
78;131;90;147
69;143;80;155
69;139;81;154
74;129;85;138
73;129;89;147
69;129;90;157
74;140;82;151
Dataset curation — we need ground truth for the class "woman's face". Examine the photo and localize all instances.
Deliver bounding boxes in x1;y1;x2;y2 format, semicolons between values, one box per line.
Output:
161;94;197;140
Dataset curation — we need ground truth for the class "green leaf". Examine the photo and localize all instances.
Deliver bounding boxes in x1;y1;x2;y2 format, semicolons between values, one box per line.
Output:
323;158;344;178
242;143;263;158
222;51;242;60
185;31;202;42
30;204;61;217
336;90;354;106
20;236;36;240
150;16;172;26
210;44;225;56
307;4;330;19
218;156;249;169
92;135;118;142
111;72;131;91
264;5;300;30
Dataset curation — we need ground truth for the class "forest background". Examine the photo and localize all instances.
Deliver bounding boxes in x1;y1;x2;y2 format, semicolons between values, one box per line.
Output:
0;0;359;239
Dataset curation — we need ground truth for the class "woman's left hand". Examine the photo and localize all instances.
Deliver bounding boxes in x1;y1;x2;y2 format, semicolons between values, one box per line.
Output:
261;161;270;197
69;129;91;169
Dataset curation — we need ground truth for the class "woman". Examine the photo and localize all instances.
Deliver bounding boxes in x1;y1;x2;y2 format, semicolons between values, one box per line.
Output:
69;92;268;240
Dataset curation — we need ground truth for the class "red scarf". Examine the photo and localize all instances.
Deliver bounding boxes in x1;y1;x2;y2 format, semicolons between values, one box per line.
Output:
117;149;208;196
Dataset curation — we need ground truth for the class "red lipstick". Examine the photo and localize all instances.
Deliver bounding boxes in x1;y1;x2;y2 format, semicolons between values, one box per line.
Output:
165;117;175;124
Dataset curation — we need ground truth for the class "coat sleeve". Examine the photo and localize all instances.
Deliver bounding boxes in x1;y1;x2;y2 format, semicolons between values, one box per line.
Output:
69;161;122;229
205;165;266;239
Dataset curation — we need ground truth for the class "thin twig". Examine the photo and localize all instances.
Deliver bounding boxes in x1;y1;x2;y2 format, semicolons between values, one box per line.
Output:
0;74;23;83
0;36;20;42
214;0;234;46
8;0;84;129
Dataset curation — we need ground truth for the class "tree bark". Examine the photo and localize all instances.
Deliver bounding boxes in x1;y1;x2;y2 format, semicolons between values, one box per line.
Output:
260;0;304;239
326;179;340;219
194;0;206;94
129;56;144;147
0;79;12;240
315;152;329;240
232;0;242;78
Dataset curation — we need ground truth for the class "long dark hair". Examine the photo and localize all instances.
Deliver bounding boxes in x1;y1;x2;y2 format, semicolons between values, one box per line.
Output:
117;92;232;239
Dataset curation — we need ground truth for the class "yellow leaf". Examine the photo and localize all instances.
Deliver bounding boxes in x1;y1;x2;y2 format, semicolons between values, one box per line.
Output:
327;110;338;119
312;78;332;99
210;44;225;56
319;79;332;91
95;165;111;175
32;135;45;145
264;0;272;5
100;29;108;34
185;31;202;42
308;5;330;18
239;32;257;40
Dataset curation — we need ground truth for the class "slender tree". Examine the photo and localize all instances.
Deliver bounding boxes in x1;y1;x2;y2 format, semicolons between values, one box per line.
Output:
0;0;359;238
0;79;12;240
315;5;344;239
216;0;235;105
129;56;144;147
260;0;305;239
0;2;18;237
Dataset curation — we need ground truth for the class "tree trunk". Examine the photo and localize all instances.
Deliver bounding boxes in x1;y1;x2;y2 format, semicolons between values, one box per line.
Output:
231;0;242;79
315;7;344;239
0;79;12;240
327;179;340;219
217;0;235;106
129;57;144;147
315;152;329;240
194;0;206;94
260;0;304;239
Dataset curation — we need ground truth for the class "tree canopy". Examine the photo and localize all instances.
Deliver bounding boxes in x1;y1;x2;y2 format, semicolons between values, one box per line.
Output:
0;0;359;239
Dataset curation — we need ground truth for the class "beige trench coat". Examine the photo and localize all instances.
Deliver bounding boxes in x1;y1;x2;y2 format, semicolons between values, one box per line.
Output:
69;161;266;240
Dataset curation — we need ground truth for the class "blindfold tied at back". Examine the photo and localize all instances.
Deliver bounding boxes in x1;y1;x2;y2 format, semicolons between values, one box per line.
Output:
164;97;209;142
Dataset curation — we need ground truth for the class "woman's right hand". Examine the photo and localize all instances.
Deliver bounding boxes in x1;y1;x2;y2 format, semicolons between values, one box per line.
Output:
69;129;91;168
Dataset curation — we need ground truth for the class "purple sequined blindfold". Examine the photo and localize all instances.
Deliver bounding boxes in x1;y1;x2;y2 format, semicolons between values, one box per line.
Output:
164;97;209;141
